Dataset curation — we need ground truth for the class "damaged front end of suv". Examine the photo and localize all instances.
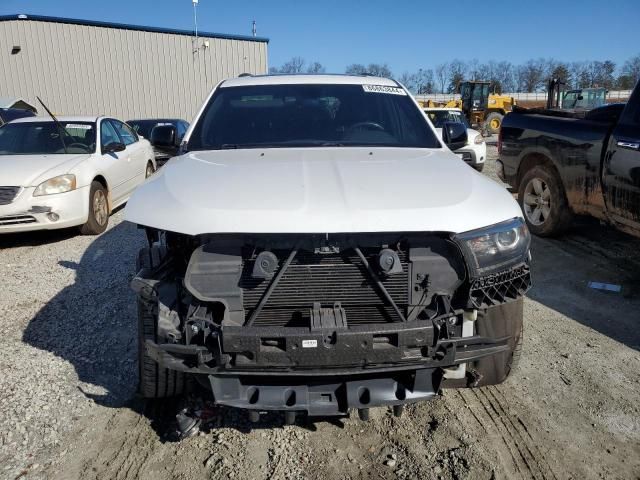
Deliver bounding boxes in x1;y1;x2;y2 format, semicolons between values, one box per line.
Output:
125;74;531;422
131;221;530;420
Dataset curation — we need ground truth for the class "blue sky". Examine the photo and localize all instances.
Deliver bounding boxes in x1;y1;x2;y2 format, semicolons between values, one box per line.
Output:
2;0;639;74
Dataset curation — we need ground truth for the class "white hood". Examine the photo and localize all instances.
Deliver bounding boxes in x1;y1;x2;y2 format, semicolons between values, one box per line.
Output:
125;147;522;235
0;154;90;186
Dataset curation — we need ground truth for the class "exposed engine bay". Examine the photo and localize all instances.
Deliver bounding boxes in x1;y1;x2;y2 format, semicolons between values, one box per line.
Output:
134;229;529;373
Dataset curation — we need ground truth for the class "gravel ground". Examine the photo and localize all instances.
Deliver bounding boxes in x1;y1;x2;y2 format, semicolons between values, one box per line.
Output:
1;149;639;480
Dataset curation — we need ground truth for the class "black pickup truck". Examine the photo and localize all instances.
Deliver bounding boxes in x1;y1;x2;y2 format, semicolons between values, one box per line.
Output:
498;81;640;238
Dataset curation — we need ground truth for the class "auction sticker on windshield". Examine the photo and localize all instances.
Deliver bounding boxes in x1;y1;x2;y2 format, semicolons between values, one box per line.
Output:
362;84;406;95
65;124;92;130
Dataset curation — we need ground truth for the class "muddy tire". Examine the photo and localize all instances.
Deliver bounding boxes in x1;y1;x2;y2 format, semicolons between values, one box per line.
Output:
474;163;485;173
137;246;188;398
79;181;109;235
485;112;503;135
470;298;524;387
518;164;573;237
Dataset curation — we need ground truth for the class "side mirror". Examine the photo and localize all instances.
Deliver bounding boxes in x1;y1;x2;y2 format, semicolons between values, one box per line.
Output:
151;125;179;156
442;122;468;151
103;142;126;154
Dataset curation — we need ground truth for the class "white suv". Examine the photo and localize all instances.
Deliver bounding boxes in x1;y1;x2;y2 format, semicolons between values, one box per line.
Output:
125;75;531;423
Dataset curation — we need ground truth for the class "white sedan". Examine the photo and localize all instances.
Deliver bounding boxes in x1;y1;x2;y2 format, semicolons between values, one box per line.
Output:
0;116;155;235
424;108;487;171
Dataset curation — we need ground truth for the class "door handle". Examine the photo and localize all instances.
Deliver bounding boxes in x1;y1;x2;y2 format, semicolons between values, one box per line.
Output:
617;140;640;151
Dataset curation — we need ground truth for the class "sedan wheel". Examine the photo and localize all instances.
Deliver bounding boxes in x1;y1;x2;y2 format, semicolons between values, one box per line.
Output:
93;189;108;226
80;181;109;235
522;177;551;226
145;162;155;178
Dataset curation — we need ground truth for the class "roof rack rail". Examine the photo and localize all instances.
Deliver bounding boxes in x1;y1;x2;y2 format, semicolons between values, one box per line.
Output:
238;73;253;77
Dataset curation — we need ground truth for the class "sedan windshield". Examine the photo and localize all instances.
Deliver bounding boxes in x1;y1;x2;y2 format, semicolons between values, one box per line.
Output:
0;121;96;155
188;83;440;150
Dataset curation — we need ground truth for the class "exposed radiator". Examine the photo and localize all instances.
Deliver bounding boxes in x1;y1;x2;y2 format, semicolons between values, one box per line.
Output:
241;249;409;327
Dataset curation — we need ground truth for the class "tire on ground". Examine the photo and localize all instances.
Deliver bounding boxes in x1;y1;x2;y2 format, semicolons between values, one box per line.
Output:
470;297;524;387
79;180;109;235
518;164;573;237
137;245;188;398
485;112;503;135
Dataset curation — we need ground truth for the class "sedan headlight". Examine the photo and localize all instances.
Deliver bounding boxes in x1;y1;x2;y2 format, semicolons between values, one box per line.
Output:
33;174;77;196
474;135;485;145
454;218;530;276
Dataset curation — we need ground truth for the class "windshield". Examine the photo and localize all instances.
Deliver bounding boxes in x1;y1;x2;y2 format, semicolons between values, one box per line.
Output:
188;83;440;150
0;121;96;155
128;120;175;138
425;110;471;129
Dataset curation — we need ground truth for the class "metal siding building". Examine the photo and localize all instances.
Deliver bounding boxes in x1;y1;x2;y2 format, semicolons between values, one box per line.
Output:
0;14;269;121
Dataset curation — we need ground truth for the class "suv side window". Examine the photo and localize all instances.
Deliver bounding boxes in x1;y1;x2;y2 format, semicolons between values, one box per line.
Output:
112;120;138;145
101;120;120;149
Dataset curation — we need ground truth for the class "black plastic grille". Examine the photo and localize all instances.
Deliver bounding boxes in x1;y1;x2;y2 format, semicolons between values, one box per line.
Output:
241;249;409;327
470;264;531;309
0;187;21;205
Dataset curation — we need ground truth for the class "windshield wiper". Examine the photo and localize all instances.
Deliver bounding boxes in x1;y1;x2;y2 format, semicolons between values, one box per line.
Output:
36;96;72;154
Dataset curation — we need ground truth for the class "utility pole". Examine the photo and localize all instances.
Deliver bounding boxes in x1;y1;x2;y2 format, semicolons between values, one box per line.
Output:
192;0;199;55
252;20;257;37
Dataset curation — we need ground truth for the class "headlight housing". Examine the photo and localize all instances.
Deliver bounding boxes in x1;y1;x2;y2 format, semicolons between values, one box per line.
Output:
454;218;530;276
474;135;485;145
33;174;77;196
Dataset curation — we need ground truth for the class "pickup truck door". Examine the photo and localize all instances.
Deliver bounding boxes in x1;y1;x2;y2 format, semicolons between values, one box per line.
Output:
603;86;640;229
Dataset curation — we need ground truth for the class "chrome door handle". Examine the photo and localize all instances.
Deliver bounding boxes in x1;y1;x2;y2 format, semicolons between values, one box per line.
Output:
617;140;640;150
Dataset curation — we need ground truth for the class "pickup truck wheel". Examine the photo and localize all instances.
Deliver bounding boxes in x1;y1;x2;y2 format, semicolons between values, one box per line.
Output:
485;112;503;134
470;298;523;387
518;165;572;237
79;181;109;235
137;246;188;398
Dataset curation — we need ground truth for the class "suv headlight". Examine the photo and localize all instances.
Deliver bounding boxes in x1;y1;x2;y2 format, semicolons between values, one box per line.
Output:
33;174;77;196
454;218;530;276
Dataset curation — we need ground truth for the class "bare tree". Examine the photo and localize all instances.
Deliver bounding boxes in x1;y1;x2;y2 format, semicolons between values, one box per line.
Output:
415;69;435;94
435;63;449;94
345;63;367;75
447;60;466;93
467;59;481;80
366;63;393;77
398;72;417;92
273;56;306;74
307;62;326;74
345;63;393;77
517;59;546;92
570;61;590;89
621;54;640;86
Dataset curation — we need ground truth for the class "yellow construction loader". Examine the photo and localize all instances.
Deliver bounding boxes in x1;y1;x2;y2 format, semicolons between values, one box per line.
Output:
420;81;516;134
